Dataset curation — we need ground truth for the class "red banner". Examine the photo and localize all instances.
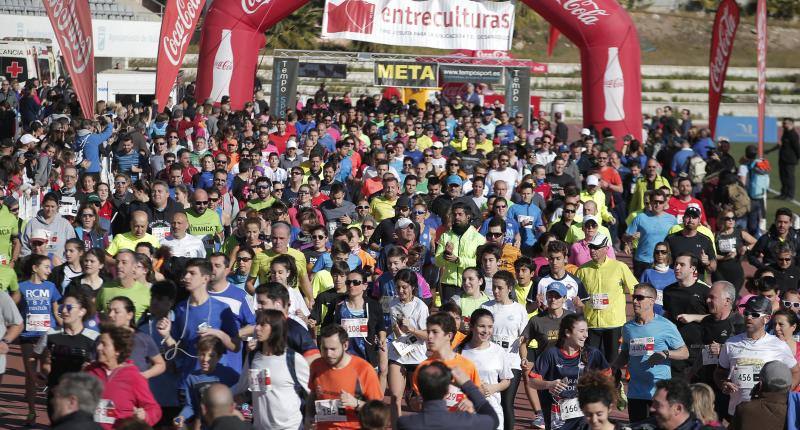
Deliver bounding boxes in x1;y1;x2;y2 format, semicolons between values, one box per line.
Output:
708;0;739;139
43;0;95;119
156;0;206;111
756;0;767;156
547;25;559;57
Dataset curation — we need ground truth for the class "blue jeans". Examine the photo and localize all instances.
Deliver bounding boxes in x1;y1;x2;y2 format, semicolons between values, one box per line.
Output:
747;198;765;238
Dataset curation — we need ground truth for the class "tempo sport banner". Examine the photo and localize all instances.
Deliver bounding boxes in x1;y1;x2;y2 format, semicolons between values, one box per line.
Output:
270;58;299;119
43;0;95;119
504;67;530;129
156;0;206;111
708;0;739;139
321;0;515;51
439;64;503;84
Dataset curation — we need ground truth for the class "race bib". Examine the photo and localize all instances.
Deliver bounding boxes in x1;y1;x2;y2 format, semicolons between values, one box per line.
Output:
392;338;416;357
248;368;271;392
492;335;511;350
94;399;117;425
701;345;719;366
26;313;51;332
656;289;664;307
718;238;736;254
326;221;339;237
314;399;346;422
733;365;757;389
152;226;171;242
517;215;534;229
444;385;466;411
591;293;610;310
629;337;655;357
341;318;369;338
558;397;583;421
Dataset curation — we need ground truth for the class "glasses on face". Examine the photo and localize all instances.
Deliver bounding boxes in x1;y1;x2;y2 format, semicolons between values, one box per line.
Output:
743;311;765;319
298;191;310;195
363;224;375;230
216;160;227;164
81;213;94;218
256;185;269;190
563;209;576;214
58;304;75;312
413;210;426;216
194;200;209;206
115;181;127;186
651;200;665;205
487;232;504;238
237;257;252;262
273;188;284;192
209;197;220;203
654;249;668;255
424;153;433;157
448;163;459;167
783;300;800;309
778;257;793;262
632;294;654;302
494;205;507;209
357;205;370;210
292;171;303;176
235;217;247;223
722;216;735;221
312;235;326;240
169;136;179;140
345;280;363;287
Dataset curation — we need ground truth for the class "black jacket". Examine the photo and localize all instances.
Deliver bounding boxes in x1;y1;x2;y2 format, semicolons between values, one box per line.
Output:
329;297;386;367
780;128;800;165
52;410;103;430
748;225;800;269
398;380;499;430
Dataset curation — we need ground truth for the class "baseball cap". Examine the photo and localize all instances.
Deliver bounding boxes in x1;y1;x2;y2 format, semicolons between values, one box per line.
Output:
31;229;48;242
432;141;444;149
580;128;591;136
19;134;39;145
2;196;17;207
546;282;568;298
395;217;414;230
741;295;772;315
286;140;298;149
587;233;609;249
87;194;101;203
684;206;702;218
445;175;463;187
759;361;793;392
483;109;494;116
586;175;599;187
396;195;413;209
583;215;600;227
558;144;570;153
718;136;730;143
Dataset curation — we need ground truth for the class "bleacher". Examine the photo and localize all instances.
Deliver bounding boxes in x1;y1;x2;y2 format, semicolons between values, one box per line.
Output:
0;0;137;20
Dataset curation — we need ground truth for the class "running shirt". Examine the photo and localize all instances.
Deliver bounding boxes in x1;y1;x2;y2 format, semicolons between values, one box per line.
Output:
480;300;528;369
387;296;428;364
622;314;685;400
718;332;797;415
412;354;482;411
186;209;223;253
170;297;240;375
462;343;514;429
19;280;61;338
531;346;609;430
309;355;383;429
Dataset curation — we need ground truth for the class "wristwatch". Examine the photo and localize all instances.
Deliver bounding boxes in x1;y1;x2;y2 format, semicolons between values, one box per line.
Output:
663;349;670;359
0;338;10;344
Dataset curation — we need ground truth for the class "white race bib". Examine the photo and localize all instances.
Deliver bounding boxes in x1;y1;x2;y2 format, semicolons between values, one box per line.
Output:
718;237;736;254
517;215;534;229
94;399;117;425
26;313;51;332
341;318;369;338
701;345;719;366
558;397;583;421
629;337;655;357
492;335;511;350
733;365;756;389
392;339;416;357
591;293;610;310
656;289;664;306
444;385;466;411
152;226;171;242
314;399;346;422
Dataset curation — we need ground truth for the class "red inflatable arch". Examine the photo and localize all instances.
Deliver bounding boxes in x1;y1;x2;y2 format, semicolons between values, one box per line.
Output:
195;0;642;142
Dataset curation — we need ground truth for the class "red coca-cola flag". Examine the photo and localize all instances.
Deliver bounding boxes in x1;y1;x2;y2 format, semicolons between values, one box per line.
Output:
756;0;767;156
156;0;206;111
708;0;739;139
547;24;560;57
43;0;95;119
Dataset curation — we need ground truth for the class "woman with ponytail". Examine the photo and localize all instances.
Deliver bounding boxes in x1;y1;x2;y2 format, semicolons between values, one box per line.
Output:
528;314;609;430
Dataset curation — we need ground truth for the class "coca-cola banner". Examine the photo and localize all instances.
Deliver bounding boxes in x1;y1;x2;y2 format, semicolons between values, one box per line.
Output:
43;0;95;119
756;0;767;156
504;67;531;130
155;0;206;111
270;58;299;119
321;0;515;51
519;0;641;144
708;0;739;140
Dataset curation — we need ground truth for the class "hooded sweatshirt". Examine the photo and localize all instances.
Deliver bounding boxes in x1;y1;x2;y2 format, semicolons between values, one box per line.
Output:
77;123;114;173
84;360;162;429
20;212;77;257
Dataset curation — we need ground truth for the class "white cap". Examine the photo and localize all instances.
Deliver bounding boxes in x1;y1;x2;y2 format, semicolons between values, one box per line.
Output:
31;229;49;241
286;140;298;149
580;128;591;136
395;217;414;229
586;175;599;186
583;215;600;226
20;134;39;145
588;233;609;248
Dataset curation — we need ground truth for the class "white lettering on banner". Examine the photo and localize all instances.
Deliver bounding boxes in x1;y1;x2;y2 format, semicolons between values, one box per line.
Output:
710;3;737;93
242;0;272;14
509;69;521;102
45;0;93;73
162;0;204;67
554;0;610;26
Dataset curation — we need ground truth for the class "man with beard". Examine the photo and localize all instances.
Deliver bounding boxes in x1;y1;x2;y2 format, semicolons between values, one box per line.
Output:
748;207;800;269
304;324;382;429
430;175;481;228
665;207;716;278
435;203;486;304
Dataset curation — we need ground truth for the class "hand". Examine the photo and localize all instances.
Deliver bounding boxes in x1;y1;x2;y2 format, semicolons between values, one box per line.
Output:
339;215;351;225
609;216;617;225
708;342;720;355
340;390;359;408
451;367;470;387
173;415;185;428
455;397;475;413
156;317;172;338
479;383;492;397
445;242;454;254
646;351;668;366
700;250;710;266
521;358;530;372
632;232;641;240
246;337;257;351
133;407;147;421
721;380;739;395
572;296;584;309
0;342;8;354
443;252;458;263
677;314;690;324
536;293;546;307
548;379;569;396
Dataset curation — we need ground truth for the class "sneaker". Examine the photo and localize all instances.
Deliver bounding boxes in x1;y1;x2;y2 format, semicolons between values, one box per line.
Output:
531;413;546;429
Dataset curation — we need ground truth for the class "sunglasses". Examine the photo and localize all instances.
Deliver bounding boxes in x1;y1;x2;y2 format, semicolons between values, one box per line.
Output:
292;171;303;176
783;301;800;309
632;294;654;301
209;197;220;203
81;213;94;218
487;232;504;238
722;216;734;221
58;304;76;312
413;210;426;215
743;311;765;318
273;188;284;192
651;200;665;205
345;280;363;287
363;225;375;230
494;205;507;209
654;249;668;255
194;201;209;206
778;257;793;262
357;205;370;210
563;209;576;214
237;257;252;262
587;244;606;251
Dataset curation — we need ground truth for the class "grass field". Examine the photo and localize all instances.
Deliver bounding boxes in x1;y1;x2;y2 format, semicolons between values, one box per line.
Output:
728;141;800;224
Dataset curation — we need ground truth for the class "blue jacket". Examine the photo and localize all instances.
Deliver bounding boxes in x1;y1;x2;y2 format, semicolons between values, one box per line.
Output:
77;123;114;173
397;380;498;430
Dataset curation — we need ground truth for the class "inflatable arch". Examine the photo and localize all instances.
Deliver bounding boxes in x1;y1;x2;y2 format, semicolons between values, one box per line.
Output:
195;0;642;141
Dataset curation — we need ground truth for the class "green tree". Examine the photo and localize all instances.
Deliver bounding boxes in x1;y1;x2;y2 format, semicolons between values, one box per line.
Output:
265;0;324;49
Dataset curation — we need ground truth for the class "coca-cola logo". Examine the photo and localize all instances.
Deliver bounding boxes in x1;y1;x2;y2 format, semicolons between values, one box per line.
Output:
242;0;271;14
215;60;233;71
604;78;624;88
555;0;609;25
162;0;203;67
45;0;93;74
710;3;738;93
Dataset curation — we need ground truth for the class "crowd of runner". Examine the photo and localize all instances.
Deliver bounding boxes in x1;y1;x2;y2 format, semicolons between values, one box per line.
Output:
0;75;799;430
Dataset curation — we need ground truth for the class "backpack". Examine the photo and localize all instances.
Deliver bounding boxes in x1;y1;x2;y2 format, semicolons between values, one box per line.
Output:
747;159;771;199
687;155;707;185
726;183;751;218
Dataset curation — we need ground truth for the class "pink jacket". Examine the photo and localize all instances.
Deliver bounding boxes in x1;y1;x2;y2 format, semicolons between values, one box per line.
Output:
84;361;162;429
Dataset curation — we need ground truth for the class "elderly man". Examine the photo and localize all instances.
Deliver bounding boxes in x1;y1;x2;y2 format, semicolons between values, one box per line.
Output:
106;210;160;258
50;372;104;430
161;212;206;258
731;361;792;430
187;189;224;255
202;383;251;430
247;222;312;301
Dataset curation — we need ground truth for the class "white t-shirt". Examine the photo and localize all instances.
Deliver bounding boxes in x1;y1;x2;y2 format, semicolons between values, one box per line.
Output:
461;343;514;430
486;168;519;199
287;286;310;329
387;296;429;364
718;332;797;415
160;234;206;258
234;351;310;430
536;273;585;312
480;300;528;370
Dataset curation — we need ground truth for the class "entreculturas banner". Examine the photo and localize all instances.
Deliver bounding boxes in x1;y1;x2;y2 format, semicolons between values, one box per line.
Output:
322;0;515;51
